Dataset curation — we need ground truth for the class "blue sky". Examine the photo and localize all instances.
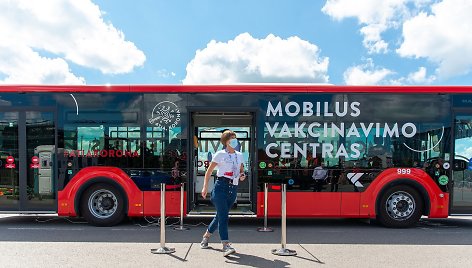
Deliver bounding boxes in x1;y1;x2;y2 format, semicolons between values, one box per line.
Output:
1;0;471;85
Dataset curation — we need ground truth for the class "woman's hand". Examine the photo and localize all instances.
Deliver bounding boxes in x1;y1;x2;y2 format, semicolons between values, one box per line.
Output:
201;185;208;199
239;173;246;181
202;162;217;199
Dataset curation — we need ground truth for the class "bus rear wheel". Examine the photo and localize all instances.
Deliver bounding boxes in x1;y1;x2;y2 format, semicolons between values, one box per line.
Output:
377;185;423;228
80;183;125;226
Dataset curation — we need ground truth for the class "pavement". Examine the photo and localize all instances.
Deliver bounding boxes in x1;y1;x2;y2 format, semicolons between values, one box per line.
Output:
1;214;472;267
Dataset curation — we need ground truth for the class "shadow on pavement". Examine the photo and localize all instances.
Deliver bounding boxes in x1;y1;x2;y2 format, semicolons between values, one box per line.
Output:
225;253;292;268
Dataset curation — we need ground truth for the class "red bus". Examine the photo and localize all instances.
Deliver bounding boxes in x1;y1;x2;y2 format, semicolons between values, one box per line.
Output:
0;85;471;227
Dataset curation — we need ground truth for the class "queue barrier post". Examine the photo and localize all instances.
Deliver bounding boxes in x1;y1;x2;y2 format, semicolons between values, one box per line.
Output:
151;183;176;254
257;183;273;232
174;182;189;231
271;183;297;256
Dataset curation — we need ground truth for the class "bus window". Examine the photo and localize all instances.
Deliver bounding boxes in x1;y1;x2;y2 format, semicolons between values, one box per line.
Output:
63;125;142;168
143;126;184;172
260;123;341;191
58;93;143;191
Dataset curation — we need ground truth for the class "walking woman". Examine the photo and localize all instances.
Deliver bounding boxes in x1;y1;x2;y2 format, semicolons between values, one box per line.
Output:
200;130;246;256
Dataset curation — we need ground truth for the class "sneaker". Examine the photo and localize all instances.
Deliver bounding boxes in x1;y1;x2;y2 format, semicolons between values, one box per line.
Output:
200;236;209;249
223;243;236;257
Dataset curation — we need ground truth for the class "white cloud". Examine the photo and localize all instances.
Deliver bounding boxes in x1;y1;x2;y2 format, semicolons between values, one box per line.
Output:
323;0;472;80
359;24;389;54
397;0;472;78
183;33;329;84
0;0;145;84
0;43;85;85
322;0;433;54
157;69;176;79
406;67;436;83
322;0;409;23
344;62;437;85
343;59;394;85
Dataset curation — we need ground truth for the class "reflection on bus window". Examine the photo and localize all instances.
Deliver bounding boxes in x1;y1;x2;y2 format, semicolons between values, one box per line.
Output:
144;126;184;171
260;119;449;192
63;125;142;169
196;127;250;176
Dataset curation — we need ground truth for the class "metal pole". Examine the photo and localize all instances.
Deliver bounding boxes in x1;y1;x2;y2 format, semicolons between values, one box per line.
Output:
160;183;166;248
151;183;175;254
271;183;297;256
174;182;189;230
258;183;273;232
281;183;287;248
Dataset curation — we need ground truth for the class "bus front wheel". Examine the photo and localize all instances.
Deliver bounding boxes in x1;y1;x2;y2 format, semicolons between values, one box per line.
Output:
377;185;423;228
80;183;126;226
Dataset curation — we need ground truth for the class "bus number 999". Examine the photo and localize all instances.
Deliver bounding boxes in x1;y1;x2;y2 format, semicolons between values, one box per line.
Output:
397;168;411;175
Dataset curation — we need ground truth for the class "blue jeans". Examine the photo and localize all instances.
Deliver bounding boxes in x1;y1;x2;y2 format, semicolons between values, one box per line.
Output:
207;178;238;242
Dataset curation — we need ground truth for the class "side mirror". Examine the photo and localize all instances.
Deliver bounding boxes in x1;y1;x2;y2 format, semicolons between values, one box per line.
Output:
453;159;468;171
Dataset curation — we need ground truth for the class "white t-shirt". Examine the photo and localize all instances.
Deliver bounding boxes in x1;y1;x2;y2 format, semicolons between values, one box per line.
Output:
211;149;244;185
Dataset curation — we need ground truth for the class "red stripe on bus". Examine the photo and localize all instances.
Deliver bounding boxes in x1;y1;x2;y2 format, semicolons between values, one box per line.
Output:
0;85;472;93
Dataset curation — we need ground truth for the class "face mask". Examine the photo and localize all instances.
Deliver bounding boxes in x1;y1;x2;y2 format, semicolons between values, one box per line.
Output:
229;138;238;149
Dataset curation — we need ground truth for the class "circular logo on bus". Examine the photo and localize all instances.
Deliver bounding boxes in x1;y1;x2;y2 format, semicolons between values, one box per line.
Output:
6;156;14;164
438;175;449;186
443;162;450;170
148;101;181;131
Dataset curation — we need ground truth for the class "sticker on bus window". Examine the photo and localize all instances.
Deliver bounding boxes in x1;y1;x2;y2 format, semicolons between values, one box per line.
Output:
5;156;15;169
438;175;449;185
148;101;181;131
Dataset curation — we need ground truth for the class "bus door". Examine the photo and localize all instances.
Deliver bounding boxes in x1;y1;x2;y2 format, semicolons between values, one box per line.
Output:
452;114;472;214
0;109;56;212
189;112;255;215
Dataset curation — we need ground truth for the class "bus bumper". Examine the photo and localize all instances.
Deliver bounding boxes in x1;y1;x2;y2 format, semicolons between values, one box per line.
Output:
428;193;449;218
57;190;76;217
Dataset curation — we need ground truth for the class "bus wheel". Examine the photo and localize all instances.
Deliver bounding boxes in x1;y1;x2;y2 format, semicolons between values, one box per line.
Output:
377;185;423;228
80;183;125;226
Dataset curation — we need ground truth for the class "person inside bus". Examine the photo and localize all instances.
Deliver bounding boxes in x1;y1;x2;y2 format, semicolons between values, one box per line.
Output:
330;158;344;192
312;161;328;192
200;130;246;257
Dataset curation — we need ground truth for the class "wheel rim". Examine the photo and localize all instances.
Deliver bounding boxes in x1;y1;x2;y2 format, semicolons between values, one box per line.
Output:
88;189;118;219
385;191;415;221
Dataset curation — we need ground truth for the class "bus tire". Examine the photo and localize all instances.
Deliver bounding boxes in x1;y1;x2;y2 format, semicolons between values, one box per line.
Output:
377;185;423;228
80;183;125;227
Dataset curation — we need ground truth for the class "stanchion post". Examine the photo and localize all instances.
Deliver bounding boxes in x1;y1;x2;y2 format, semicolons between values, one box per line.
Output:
151;183;175;254
271;183;297;256
258;183;273;232
174;182;189;231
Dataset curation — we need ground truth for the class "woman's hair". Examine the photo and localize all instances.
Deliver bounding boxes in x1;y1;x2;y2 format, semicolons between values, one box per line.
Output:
220;130;236;145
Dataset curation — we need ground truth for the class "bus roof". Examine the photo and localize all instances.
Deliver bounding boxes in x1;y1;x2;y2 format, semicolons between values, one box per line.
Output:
0;84;471;94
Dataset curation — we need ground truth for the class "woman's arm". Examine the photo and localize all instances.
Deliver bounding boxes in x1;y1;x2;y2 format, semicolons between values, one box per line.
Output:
239;162;246;181
201;162;218;199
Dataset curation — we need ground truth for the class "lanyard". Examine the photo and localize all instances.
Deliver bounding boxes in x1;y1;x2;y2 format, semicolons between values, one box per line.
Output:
226;150;239;177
